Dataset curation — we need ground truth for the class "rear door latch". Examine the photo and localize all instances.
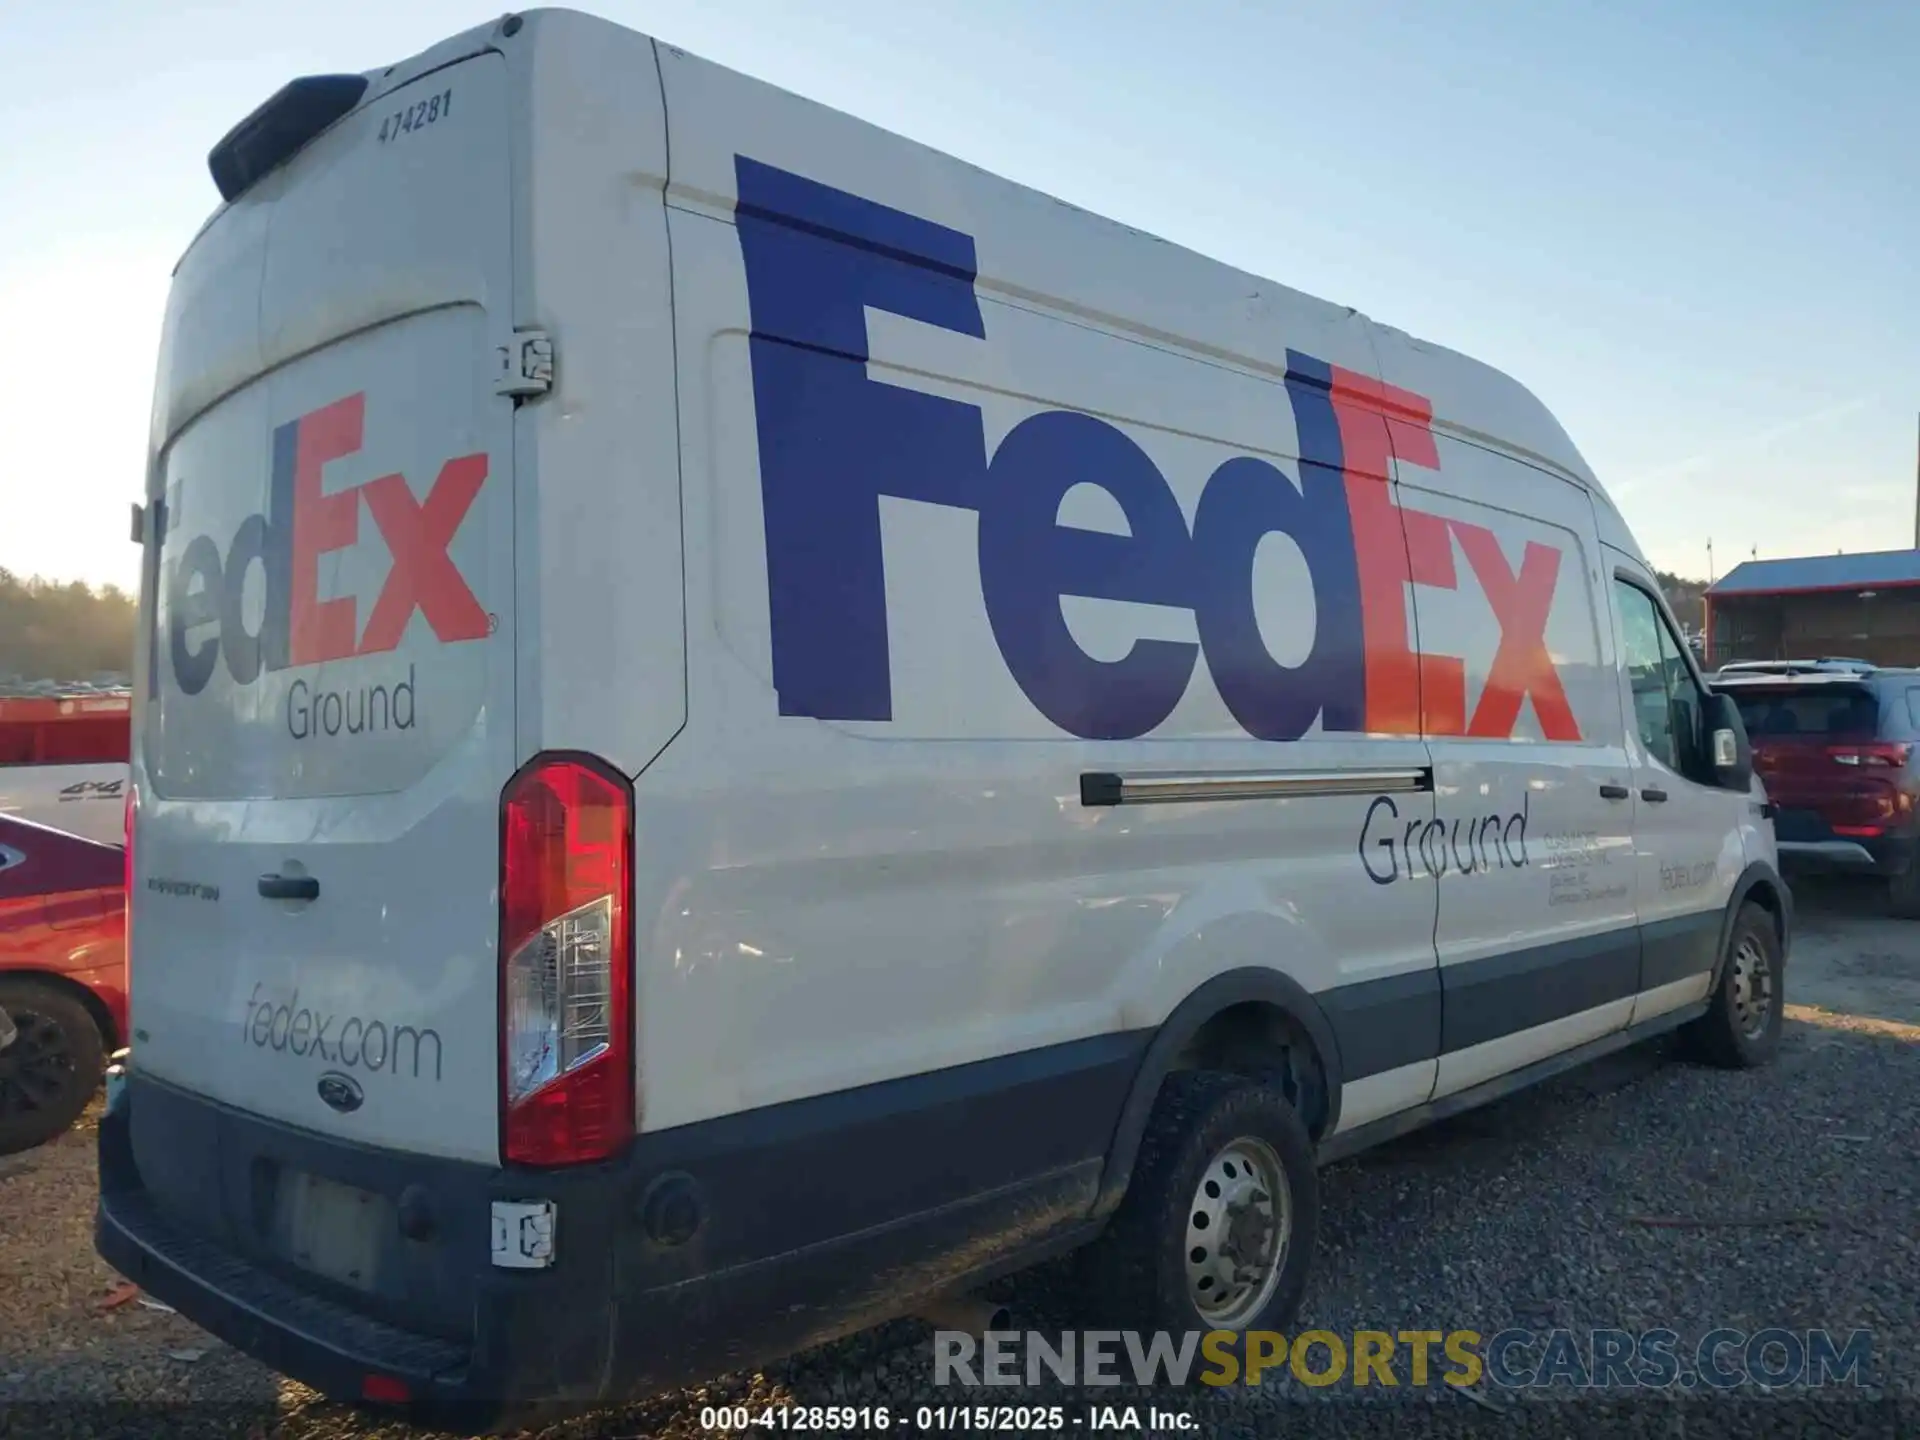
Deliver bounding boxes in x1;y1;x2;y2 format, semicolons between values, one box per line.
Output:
495;329;554;400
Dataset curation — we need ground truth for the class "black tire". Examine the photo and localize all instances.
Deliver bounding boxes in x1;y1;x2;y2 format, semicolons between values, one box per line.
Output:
1888;862;1920;920
1076;1070;1318;1336
1681;903;1784;1069
0;978;106;1157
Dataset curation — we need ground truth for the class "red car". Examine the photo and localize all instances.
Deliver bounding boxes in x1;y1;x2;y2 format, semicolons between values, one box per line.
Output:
1712;659;1920;915
0;812;127;1154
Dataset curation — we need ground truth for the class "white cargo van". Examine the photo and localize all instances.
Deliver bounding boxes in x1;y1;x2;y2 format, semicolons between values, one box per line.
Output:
98;9;1789;1423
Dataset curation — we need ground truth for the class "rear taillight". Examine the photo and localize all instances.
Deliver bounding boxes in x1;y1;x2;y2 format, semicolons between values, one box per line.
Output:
1829;743;1911;768
499;754;634;1168
361;1373;411;1405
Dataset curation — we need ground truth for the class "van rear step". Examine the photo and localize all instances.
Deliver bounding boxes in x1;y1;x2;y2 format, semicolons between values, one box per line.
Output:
97;1187;468;1400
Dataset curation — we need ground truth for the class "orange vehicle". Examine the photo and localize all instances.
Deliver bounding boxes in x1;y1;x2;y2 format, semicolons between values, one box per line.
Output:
0;811;127;1154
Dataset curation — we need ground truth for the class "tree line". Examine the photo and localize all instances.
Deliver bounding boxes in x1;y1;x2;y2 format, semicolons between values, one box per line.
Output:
0;571;138;685
1655;571;1708;634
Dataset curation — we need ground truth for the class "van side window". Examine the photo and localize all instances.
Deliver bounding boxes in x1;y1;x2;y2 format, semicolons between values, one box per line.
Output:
1616;585;1677;768
1614;579;1705;777
1660;620;1705;776
1906;687;1920;732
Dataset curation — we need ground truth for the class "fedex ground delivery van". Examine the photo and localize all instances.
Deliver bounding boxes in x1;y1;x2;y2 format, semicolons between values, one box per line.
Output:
98;8;1790;1422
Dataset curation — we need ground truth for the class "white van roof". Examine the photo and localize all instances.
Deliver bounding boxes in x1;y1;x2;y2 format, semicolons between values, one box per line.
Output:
167;8;1613;527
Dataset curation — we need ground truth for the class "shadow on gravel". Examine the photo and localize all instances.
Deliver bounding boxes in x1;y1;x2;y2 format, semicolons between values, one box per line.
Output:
1779;872;1920;1029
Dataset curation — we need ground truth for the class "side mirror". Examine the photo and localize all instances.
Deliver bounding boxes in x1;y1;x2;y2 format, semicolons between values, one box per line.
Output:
1703;691;1753;791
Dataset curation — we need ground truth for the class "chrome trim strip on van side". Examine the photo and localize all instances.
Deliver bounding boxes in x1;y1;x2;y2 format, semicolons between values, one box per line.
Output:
1079;768;1433;808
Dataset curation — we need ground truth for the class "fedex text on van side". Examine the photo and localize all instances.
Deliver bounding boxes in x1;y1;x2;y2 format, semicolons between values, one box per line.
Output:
734;158;1580;744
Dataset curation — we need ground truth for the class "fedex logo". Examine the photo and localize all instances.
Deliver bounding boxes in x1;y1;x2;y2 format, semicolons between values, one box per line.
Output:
153;393;489;699
736;158;1580;744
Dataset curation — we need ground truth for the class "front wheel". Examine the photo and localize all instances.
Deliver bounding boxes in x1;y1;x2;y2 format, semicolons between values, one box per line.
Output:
1681;903;1785;1069
1077;1071;1318;1335
0;979;106;1157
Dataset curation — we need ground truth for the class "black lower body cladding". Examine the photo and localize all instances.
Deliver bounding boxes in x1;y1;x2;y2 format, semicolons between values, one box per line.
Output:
94;1035;1146;1423
92;883;1787;1422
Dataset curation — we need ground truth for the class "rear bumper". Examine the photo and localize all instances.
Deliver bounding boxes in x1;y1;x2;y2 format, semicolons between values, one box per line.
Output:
98;1185;477;1406
95;1080;612;1427
1779;833;1918;877
96;1039;1136;1424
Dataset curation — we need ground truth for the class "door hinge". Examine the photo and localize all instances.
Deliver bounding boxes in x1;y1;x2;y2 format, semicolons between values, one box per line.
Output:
495;329;554;400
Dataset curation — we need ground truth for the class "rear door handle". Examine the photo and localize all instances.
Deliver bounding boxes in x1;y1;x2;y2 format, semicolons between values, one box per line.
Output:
258;874;319;902
1641;788;1669;804
1599;783;1631;800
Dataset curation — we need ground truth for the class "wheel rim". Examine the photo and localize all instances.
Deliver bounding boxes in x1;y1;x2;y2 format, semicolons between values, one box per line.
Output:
1729;936;1774;1040
1184;1136;1290;1327
0;1009;79;1121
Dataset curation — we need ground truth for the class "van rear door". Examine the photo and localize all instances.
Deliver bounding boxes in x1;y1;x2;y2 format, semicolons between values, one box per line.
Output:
132;51;518;1165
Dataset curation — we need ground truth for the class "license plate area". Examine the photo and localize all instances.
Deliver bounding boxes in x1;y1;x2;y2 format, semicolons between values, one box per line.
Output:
269;1170;393;1293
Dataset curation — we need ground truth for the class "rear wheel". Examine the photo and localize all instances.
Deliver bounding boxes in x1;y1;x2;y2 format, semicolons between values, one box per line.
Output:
0;979;106;1157
1077;1071;1318;1335
1681;903;1784;1068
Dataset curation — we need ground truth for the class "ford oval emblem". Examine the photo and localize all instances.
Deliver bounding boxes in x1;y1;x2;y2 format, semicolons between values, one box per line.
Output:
317;1071;364;1114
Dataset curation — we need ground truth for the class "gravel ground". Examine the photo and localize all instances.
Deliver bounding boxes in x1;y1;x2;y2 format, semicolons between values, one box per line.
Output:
3;878;1916;1440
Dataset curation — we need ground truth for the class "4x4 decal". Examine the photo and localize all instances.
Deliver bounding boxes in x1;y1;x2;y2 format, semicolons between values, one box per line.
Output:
57;779;124;801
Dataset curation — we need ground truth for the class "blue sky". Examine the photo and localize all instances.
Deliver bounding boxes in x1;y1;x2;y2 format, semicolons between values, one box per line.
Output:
4;0;1914;591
